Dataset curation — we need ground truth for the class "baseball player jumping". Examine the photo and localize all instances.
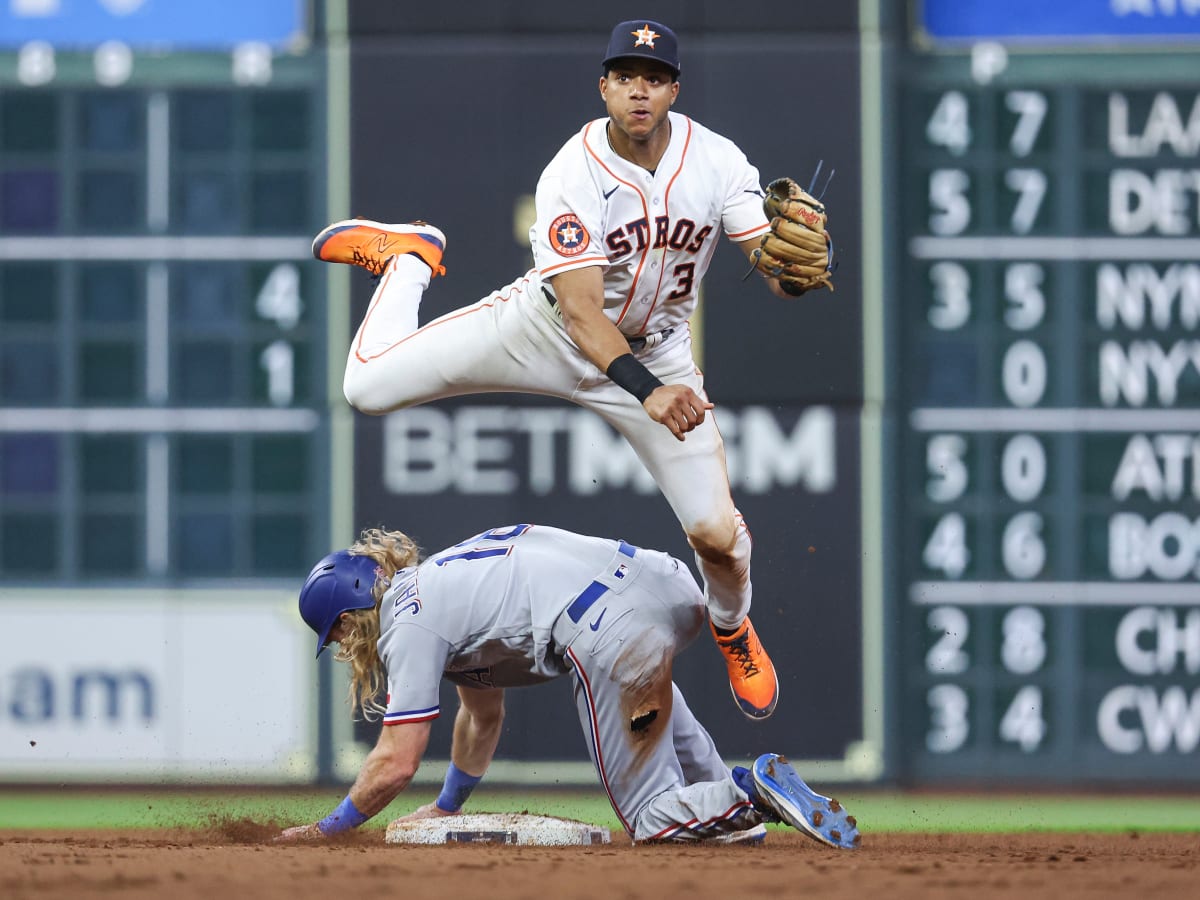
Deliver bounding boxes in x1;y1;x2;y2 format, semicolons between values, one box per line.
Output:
312;19;836;720
277;523;859;847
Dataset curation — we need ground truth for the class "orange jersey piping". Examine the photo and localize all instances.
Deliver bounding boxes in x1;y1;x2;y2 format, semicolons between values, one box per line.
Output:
354;272;533;363
581;120;652;327
632;116;693;334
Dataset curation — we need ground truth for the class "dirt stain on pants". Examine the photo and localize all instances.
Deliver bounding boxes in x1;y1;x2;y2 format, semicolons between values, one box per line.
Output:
612;631;674;772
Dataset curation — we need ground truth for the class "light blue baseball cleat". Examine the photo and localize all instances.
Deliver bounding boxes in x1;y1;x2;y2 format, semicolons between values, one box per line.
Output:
750;753;860;849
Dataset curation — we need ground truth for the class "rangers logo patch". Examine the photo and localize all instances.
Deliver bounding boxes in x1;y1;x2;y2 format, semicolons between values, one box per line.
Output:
550;214;590;256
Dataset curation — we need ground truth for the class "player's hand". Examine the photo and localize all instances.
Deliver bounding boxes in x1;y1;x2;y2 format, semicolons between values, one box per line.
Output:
643;384;714;441
393;801;457;823
764;275;795;299
274;823;325;842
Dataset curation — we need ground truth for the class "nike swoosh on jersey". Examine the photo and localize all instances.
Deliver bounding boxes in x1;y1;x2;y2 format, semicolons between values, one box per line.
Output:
602;185;620;201
589;608;607;631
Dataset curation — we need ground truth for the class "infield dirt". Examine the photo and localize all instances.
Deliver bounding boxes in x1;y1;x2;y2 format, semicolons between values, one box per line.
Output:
1;828;1196;899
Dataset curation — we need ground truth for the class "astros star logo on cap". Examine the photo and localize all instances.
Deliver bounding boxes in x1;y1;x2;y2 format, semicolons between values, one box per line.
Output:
631;24;660;48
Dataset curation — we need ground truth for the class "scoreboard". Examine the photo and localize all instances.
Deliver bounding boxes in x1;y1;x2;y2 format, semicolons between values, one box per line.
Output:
0;3;328;582
896;8;1200;781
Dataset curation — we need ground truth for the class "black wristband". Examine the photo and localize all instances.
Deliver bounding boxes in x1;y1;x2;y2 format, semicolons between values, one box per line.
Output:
606;353;664;404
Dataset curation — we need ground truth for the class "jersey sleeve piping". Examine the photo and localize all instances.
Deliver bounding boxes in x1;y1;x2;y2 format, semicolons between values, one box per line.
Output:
382;705;440;726
729;222;770;240
537;255;610;278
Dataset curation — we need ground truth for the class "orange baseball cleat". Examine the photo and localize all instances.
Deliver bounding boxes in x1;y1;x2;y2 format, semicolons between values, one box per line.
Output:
311;219;447;277
711;616;778;720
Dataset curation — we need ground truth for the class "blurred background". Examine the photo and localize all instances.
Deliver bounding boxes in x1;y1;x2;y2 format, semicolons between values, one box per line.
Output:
0;0;1197;792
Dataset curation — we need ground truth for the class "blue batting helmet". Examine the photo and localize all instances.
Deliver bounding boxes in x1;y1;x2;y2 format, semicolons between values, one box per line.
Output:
298;550;381;658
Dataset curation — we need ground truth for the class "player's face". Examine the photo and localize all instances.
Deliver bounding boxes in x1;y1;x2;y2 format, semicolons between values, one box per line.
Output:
600;60;679;143
327;616;348;646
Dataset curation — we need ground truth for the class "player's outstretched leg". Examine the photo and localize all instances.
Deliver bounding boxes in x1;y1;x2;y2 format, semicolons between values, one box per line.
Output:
733;754;860;850
710;617;778;720
686;514;777;720
312;219;447;277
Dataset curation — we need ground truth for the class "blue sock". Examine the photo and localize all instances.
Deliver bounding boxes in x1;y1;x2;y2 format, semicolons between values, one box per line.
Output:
732;764;781;823
732;765;755;796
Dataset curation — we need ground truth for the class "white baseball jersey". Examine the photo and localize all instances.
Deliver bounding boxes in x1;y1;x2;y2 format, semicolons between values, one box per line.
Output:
530;111;771;338
377;524;635;725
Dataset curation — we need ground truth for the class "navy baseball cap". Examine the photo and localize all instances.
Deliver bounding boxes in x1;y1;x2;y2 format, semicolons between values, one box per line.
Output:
602;20;680;76
298;550;381;657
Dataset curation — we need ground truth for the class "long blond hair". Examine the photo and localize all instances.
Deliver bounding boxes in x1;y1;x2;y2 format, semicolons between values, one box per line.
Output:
336;527;421;719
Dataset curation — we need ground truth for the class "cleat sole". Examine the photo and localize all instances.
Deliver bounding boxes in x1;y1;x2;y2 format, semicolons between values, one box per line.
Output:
751;754;861;851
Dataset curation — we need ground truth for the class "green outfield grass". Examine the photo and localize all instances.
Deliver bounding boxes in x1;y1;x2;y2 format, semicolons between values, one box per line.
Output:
2;788;1199;832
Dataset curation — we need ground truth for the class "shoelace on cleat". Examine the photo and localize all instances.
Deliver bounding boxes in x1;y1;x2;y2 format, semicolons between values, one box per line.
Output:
351;248;392;277
723;632;761;678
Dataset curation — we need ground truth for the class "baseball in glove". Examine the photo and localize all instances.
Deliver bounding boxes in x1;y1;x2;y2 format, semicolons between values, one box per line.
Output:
749;176;835;296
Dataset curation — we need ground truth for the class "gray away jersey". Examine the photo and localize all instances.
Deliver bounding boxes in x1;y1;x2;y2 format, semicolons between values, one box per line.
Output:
376;524;631;725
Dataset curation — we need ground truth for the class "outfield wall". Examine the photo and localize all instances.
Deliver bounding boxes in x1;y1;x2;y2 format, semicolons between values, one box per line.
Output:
0;591;316;782
2;0;1197;788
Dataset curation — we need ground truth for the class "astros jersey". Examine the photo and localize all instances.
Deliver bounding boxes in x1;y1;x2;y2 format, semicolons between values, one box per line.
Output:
375;524;633;726
530;111;771;338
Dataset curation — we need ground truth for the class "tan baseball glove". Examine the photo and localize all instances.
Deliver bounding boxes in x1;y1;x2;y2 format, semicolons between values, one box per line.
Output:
750;177;835;296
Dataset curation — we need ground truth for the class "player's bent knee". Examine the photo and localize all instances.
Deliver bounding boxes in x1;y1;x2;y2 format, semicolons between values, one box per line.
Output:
342;370;393;416
342;386;387;416
686;520;739;563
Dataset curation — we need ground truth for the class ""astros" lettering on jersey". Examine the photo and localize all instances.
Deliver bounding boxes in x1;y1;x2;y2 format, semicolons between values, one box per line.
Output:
605;217;712;258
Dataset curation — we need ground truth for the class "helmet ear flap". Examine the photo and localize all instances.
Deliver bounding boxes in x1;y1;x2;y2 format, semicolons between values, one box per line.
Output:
298;551;381;657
